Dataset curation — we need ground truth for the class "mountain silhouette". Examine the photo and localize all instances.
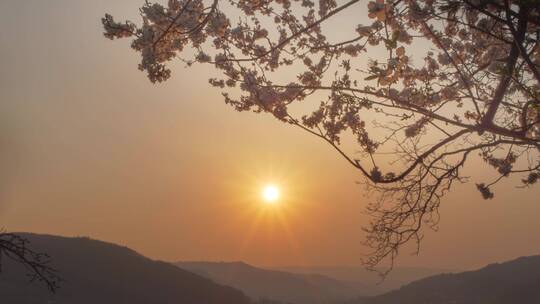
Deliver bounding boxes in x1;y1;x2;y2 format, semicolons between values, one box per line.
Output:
274;265;448;296
3;233;538;304
176;261;363;304
0;233;251;304
348;255;540;304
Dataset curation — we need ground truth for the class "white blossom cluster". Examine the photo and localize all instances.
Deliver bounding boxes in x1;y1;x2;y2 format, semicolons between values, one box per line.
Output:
102;0;540;203
104;0;540;272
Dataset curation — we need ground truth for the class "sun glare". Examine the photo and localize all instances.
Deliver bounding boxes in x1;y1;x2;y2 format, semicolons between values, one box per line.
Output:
262;185;280;203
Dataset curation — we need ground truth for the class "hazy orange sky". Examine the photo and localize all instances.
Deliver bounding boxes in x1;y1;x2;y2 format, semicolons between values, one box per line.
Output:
1;0;539;271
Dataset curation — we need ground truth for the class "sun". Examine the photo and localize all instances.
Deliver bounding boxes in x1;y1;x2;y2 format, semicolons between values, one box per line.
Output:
262;184;280;203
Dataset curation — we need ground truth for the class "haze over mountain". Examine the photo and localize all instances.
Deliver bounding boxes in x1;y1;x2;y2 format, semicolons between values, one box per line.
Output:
1;233;538;304
350;255;540;304
175;261;450;303
176;261;363;304
0;233;251;304
273;265;450;296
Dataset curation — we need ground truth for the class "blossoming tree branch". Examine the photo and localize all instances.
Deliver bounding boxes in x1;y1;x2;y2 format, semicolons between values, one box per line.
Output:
103;0;540;273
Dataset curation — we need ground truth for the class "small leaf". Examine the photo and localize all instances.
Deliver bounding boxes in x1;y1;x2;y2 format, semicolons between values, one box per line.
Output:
476;183;494;200
364;75;379;81
392;30;400;42
376;10;386;22
396;46;405;57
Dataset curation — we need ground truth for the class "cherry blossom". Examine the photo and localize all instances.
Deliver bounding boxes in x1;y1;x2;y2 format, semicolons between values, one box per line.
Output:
103;0;540;274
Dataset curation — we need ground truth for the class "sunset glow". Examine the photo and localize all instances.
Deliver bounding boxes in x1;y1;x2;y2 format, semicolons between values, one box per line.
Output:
262;185;280;203
3;2;540;301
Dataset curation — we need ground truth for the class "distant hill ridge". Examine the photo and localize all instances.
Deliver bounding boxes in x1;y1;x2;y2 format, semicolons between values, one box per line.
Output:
0;233;251;304
176;260;363;304
273;265;449;296
352;255;540;304
2;233;538;304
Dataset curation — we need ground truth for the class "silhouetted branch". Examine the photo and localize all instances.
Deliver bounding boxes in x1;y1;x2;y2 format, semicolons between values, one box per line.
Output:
0;232;60;292
103;0;540;276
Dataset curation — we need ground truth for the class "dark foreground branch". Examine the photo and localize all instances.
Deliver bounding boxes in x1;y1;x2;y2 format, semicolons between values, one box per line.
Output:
0;232;60;292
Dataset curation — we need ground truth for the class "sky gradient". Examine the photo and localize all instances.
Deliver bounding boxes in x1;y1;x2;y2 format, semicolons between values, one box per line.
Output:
1;0;539;271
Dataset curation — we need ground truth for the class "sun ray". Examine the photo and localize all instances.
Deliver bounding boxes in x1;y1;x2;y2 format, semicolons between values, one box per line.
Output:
262;184;280;203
